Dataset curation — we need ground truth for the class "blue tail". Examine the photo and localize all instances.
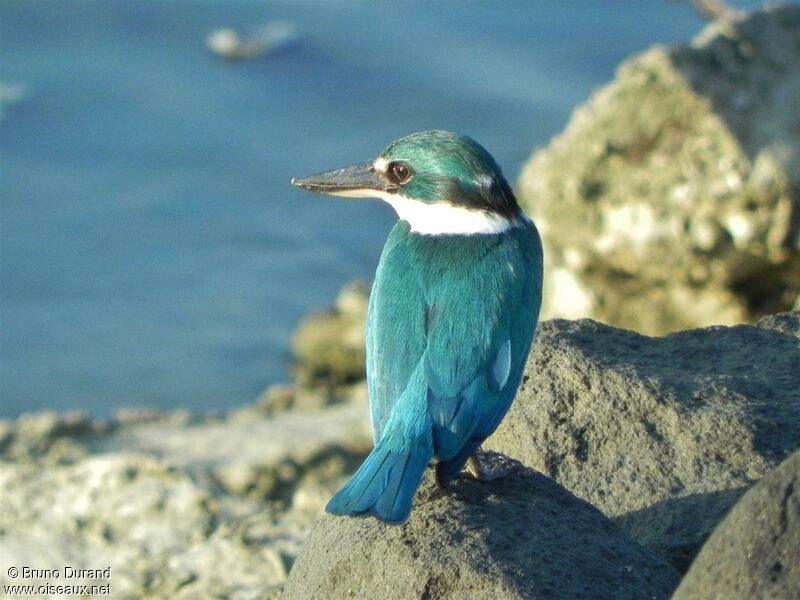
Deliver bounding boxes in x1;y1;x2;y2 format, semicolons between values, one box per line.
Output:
326;441;432;524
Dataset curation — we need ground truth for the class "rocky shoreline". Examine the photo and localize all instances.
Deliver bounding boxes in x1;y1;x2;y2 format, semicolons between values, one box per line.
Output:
2;6;800;599
1;311;797;599
0;388;372;599
283;312;799;599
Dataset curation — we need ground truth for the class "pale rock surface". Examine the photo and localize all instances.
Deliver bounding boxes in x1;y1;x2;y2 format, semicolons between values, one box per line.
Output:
518;6;800;334
0;394;372;599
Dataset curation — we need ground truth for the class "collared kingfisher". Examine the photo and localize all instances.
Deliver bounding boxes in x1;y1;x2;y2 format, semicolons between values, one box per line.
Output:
292;130;542;523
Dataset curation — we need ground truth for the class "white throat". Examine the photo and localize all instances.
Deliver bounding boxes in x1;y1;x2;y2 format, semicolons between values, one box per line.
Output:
331;189;517;235
385;196;516;235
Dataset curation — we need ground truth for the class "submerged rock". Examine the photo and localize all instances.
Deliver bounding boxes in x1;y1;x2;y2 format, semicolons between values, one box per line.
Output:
486;312;800;571
283;457;680;600
0;81;29;121
672;449;800;600
519;6;800;334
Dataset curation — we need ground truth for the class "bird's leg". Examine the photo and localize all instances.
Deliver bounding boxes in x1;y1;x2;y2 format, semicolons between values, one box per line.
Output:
462;450;515;482
466;454;484;480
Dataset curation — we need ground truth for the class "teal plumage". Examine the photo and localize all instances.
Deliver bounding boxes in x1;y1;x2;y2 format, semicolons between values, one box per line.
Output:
292;130;543;523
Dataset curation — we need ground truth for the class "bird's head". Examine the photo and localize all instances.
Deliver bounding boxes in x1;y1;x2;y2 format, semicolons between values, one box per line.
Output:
292;130;524;235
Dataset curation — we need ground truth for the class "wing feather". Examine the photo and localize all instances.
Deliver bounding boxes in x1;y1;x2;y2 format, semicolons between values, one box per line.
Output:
424;230;541;465
367;222;543;473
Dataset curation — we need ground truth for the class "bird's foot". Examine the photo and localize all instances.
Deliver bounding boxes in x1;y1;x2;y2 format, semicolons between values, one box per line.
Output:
461;451;516;482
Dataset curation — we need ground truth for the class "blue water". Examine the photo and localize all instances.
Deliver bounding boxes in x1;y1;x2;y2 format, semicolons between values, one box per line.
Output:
0;0;766;416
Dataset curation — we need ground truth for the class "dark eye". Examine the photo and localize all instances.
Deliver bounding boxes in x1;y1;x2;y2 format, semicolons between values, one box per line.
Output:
387;161;413;185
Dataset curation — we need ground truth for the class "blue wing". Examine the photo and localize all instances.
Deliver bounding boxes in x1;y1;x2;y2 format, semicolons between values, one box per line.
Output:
330;221;542;521
367;221;542;473
366;223;429;444
423;225;542;484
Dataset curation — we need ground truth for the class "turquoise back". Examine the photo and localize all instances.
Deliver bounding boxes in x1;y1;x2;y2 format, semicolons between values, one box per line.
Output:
366;221;543;448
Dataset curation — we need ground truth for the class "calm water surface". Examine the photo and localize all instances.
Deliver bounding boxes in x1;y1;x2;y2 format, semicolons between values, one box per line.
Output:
0;1;764;416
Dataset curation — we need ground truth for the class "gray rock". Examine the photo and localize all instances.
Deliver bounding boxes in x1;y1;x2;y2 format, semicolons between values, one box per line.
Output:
485;312;800;571
283;456;680;600
518;6;800;335
672;449;800;600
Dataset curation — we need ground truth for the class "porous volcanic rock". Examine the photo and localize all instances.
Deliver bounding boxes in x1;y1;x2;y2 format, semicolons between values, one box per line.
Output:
283;457;680;600
485;312;800;571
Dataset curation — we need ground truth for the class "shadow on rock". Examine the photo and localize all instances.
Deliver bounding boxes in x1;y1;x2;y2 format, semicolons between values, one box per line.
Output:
486;314;800;573
672;450;800;599
283;455;680;600
614;487;749;573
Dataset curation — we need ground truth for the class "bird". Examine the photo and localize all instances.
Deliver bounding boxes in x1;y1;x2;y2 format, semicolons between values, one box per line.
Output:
291;130;542;523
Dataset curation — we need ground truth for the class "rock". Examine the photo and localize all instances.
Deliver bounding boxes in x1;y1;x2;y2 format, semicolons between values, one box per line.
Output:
0;453;288;599
518;6;800;335
485;312;800;571
0;389;373;598
291;281;370;391
0;81;29;122
113;406;193;426
252;381;369;416
0;411;111;463
256;383;298;414
91;395;372;579
96;395;371;504
206;22;297;61
283;456;680;600
672;449;800;600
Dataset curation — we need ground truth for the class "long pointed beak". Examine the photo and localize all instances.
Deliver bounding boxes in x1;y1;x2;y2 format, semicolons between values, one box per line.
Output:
291;160;389;198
